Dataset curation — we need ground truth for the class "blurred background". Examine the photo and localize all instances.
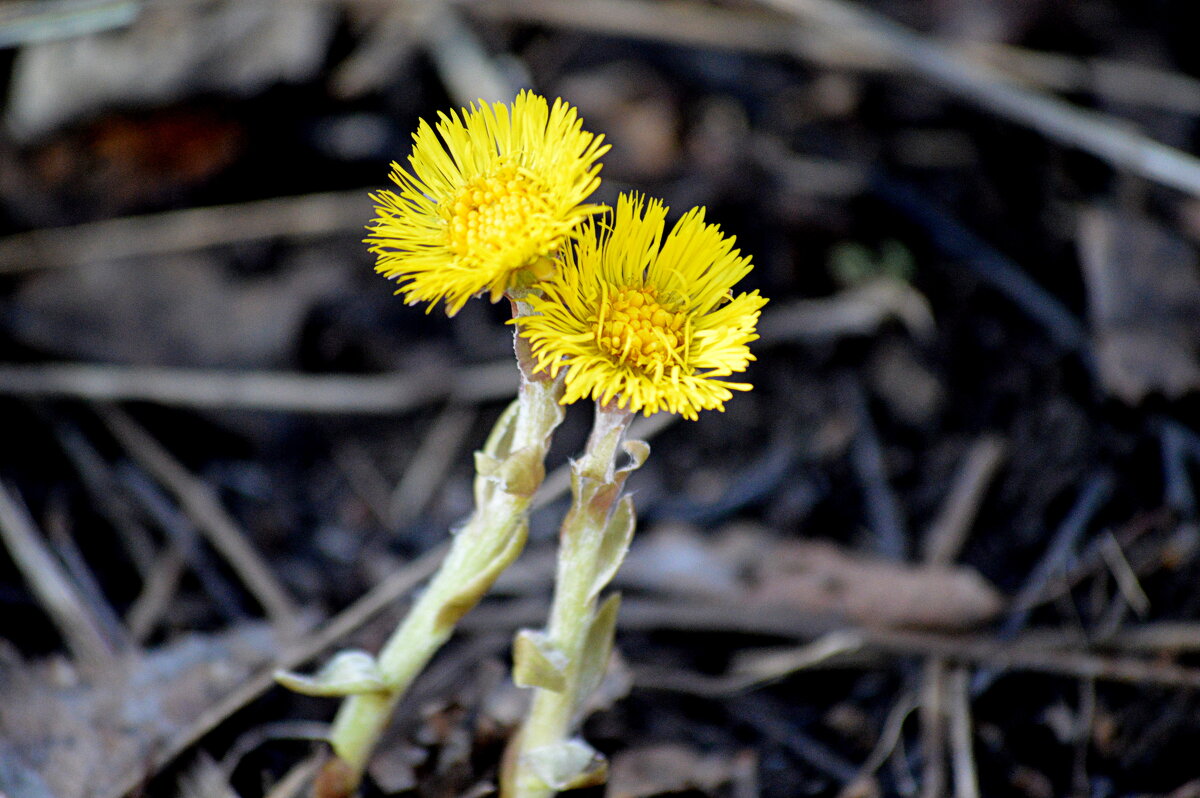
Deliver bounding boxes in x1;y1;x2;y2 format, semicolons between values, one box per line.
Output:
2;1;1200;797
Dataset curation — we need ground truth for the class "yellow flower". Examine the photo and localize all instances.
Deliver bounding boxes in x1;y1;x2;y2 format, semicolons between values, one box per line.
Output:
366;91;610;315
516;194;767;420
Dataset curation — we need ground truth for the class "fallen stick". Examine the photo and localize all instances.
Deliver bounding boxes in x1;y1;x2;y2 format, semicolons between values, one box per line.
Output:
465;0;1200;197
463;597;1200;691
0;480;117;670
0;361;517;414
101;405;301;638
0;190;370;274
0;283;917;415
760;0;1200;198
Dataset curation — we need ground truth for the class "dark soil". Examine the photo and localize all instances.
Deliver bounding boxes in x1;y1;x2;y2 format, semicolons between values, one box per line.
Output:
2;3;1200;798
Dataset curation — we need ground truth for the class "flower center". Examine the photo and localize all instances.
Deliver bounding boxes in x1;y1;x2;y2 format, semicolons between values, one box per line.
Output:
445;166;552;263
598;286;688;371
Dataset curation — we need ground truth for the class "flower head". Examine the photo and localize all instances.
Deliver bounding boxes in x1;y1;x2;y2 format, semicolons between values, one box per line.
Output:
366;91;610;315
516;194;767;420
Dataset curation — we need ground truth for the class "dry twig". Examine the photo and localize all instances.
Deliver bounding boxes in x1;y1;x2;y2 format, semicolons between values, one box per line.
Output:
100;405;301;637
466;0;1200;196
124;546;188;642
0;190;369;274
464;597;1200;691
923;436;1007;566
0;480;117;670
389;405;477;526
947;667;980;798
759;0;1200;197
0;361;517;414
916;436;1003;795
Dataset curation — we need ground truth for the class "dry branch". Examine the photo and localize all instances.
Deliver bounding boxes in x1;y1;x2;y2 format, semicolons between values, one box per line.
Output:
464;597;1200;691
947;667;980;798
0;480;117;669
0;190;370;274
760;0;1200;197
101;405;301;636
466;0;1200;198
0;361;518;414
922;436;1007;566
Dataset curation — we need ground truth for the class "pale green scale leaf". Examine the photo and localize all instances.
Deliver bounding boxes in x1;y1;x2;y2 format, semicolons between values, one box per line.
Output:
500;446;546;497
587;496;635;603
274;650;386;697
572;593;621;719
620;439;651;472
521;739;607;790
512;629;568;692
474;450;503;478
434;518;529;631
482;397;521;457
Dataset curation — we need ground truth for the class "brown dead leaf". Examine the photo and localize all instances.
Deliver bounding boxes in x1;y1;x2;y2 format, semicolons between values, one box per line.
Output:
11;250;348;369
1079;207;1200;403
0;623;279;798
616;523;746;598
6;3;336;141
618;525;1002;631
747;539;1003;630
606;743;736;798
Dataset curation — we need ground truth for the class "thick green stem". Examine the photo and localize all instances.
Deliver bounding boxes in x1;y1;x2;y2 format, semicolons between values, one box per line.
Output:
506;405;634;798
315;311;564;795
326;486;528;766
